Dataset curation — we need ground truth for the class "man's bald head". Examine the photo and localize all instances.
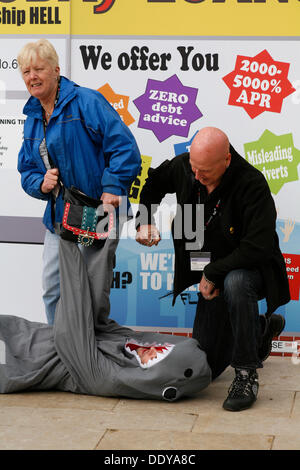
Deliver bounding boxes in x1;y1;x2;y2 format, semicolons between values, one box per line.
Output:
190;127;230;163
189;127;231;193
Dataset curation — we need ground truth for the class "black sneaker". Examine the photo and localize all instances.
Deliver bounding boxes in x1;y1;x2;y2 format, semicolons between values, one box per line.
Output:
223;369;259;412
259;314;286;362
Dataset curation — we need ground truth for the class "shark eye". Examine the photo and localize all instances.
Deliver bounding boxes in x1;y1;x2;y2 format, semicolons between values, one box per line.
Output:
162;387;177;401
184;368;193;378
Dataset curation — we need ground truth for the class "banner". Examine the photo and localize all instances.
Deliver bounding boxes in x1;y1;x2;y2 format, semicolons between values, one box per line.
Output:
2;1;298;37
71;0;300;37
69;37;300;330
0;0;70;35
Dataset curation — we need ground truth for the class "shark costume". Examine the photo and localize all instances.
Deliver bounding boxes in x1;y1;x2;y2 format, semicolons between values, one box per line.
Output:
0;235;211;401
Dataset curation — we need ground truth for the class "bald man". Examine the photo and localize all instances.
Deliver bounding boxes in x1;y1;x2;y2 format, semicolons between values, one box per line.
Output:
136;127;290;412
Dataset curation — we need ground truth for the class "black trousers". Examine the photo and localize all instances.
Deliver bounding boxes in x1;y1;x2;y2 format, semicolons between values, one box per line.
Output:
193;268;265;380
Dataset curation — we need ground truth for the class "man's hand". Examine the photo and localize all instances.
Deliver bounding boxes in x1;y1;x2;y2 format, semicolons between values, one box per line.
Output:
100;192;122;212
199;274;219;300
136;224;161;247
41;168;59;194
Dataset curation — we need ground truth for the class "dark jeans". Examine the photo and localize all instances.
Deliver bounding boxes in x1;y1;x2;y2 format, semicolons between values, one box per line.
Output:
193;268;264;379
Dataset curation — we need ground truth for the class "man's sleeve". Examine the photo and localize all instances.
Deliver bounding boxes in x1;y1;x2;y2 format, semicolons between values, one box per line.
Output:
204;173;277;285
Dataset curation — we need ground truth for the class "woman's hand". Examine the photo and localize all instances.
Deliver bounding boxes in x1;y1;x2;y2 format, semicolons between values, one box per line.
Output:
41;168;59;194
100;192;122;212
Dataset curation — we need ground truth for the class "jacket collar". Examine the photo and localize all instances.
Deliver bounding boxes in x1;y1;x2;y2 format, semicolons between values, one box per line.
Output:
22;76;78;120
217;145;243;193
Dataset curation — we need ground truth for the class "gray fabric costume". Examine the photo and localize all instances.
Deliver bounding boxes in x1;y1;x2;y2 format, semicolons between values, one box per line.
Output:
0;237;211;401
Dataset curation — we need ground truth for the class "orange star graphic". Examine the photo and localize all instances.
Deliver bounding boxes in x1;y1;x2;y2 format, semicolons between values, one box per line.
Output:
97;83;135;126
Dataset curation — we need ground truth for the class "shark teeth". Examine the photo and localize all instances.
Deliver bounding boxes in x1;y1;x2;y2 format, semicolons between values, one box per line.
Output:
125;339;175;369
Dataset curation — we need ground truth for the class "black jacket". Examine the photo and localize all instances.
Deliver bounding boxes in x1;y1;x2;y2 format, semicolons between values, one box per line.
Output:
138;146;290;315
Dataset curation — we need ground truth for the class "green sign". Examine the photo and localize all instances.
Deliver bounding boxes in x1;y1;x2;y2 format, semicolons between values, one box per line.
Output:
244;130;300;195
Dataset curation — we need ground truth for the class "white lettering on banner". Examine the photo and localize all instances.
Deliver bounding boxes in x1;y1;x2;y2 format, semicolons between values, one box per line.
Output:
283;258;300;281
151;102;183;114
139;272;162;290
143;113;187;127
261;165;289;181
0;340;6;365
286;265;300;273
140;272;150;289
151;272;162;290
110;98;124;111
247;147;294;165
140;253;175;290
236;89;271;107
140;253;174;271
140;272;164;290
149;89;188;103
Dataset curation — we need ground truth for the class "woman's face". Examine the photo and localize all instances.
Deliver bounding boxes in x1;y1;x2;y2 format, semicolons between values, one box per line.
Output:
21;55;59;102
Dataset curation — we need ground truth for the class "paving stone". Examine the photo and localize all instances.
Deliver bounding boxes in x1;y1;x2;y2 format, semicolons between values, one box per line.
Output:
0;424;105;450
96;429;273;450
0;391;119;411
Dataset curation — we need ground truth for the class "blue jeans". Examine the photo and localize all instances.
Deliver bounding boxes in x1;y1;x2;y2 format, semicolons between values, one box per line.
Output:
42;230;60;325
193;268;265;378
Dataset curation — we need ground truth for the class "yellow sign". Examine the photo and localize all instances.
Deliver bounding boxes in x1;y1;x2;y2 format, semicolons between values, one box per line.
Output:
0;0;70;35
129;155;152;204
72;0;300;37
0;0;299;37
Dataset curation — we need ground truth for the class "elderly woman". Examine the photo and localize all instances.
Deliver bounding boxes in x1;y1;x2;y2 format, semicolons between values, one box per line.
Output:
17;39;141;324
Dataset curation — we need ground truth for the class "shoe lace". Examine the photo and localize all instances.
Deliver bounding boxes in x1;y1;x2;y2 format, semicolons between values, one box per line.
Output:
228;373;255;398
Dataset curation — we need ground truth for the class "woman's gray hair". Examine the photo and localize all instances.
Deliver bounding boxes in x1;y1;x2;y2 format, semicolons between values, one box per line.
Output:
17;39;59;70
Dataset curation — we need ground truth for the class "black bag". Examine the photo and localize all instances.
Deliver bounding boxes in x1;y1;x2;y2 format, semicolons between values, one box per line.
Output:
40;112;113;247
60;186;114;247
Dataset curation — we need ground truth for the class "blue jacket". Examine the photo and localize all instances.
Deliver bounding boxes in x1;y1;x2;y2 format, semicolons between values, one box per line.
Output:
18;76;141;232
